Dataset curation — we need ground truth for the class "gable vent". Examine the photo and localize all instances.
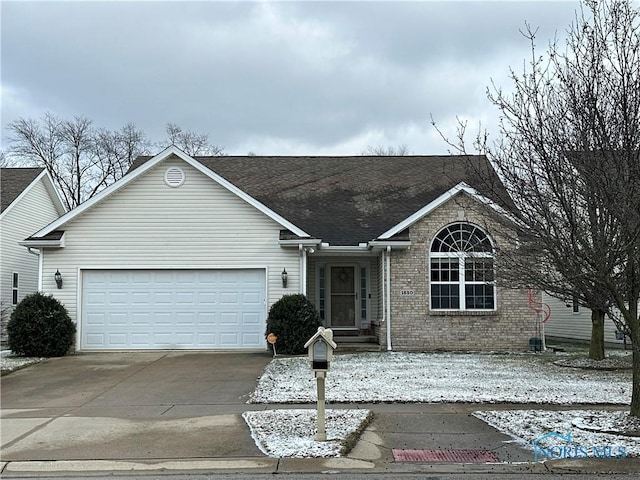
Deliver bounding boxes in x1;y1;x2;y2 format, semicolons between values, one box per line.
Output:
164;167;185;188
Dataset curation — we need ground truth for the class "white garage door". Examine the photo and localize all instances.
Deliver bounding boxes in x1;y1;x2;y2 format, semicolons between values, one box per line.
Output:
81;269;266;350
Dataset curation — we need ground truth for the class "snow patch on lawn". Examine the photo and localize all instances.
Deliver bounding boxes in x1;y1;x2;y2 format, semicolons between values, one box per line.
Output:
242;409;372;458
0;351;45;374
474;410;640;457
249;352;631;404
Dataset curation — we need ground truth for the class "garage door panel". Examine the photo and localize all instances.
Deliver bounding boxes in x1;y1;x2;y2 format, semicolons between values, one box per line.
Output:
86;333;105;347
109;333;128;347
242;332;261;344
131;313;150;326
197;312;216;326
85;312;105;326
82;269;266;350
242;291;262;304
242;312;261;326
219;333;240;346
220;292;239;304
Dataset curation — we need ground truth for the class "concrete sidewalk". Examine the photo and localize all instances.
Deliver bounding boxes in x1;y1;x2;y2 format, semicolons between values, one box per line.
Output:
1;352;638;476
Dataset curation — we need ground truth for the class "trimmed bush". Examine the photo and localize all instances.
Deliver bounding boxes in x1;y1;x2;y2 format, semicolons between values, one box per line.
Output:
266;294;323;355
8;292;76;357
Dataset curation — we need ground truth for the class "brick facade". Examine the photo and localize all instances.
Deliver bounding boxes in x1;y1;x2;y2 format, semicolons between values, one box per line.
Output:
375;192;539;351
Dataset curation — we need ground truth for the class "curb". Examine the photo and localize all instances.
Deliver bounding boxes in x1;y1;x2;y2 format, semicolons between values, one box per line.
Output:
2;458;278;475
3;457;639;476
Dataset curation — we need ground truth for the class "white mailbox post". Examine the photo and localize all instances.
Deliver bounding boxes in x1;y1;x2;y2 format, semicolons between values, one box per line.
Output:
304;327;337;441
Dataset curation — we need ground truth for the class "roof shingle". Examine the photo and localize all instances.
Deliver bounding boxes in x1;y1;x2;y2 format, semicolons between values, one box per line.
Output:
1;168;45;213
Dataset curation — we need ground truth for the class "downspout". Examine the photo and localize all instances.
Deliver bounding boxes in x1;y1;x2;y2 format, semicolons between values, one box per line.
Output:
381;248;386;330
299;244;307;295
386;246;392;351
27;248;43;291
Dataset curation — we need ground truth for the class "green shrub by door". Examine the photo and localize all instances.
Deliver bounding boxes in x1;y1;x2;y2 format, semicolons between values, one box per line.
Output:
266;294;323;355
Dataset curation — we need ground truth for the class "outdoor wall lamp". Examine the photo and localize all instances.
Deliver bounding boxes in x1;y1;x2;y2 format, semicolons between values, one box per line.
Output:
281;268;288;288
54;269;63;289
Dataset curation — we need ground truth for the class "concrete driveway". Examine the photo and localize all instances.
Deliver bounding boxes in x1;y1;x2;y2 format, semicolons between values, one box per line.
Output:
1;351;273;462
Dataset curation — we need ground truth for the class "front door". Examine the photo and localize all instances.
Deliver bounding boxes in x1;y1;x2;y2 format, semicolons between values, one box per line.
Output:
329;266;357;328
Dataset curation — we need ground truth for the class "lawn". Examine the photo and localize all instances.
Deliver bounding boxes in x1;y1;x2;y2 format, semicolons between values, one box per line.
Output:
244;350;640;458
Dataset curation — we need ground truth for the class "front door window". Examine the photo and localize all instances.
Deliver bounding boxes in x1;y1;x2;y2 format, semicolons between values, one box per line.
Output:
330;266;356;328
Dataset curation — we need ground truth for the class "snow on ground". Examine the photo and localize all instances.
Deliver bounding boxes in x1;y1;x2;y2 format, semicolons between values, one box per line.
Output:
244;351;639;458
0;351;44;375
248;351;631;404
243;409;372;457
474;409;640;457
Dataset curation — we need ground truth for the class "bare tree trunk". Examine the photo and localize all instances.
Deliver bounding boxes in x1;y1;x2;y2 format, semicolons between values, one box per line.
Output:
632;333;640;417
589;310;605;360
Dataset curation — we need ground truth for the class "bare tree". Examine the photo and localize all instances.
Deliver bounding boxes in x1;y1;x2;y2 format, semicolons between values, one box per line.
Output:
7;114;149;209
435;1;640;415
163;123;224;156
7;115;229;208
94;122;150;185
361;144;410;156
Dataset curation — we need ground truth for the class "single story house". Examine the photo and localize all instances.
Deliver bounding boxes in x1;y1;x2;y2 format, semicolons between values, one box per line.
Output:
22;146;539;352
1;168;66;343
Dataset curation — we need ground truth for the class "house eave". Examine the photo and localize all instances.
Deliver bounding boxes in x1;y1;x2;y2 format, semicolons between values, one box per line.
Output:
312;244;377;256
368;240;412;251
20;237;65;249
20;230;66;248
279;238;322;247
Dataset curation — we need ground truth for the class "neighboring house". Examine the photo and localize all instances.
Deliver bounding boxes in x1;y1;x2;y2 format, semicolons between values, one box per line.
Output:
1;168;67;343
21;146;539;352
542;293;627;348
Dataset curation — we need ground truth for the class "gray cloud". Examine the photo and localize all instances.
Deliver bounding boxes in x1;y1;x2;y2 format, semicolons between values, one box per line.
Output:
1;1;581;155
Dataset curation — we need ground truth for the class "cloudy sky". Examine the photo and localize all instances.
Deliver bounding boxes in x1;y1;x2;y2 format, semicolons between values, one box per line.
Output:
1;1;582;156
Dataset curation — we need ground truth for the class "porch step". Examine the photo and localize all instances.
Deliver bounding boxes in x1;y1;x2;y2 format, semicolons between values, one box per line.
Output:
334;335;382;353
335;342;383;353
334;335;378;344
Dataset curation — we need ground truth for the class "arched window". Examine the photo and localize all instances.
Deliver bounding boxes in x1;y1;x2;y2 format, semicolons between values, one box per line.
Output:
429;222;495;310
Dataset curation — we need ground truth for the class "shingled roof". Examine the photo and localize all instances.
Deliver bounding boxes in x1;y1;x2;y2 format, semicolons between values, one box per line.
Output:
1;168;45;213
130;155;499;246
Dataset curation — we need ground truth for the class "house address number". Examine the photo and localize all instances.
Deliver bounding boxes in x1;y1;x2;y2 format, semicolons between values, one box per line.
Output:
400;289;415;296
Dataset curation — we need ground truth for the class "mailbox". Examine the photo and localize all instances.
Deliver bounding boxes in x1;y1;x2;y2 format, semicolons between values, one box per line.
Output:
304;327;337;372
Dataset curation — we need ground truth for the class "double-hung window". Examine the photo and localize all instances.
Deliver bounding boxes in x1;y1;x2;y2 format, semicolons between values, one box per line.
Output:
430;223;495;311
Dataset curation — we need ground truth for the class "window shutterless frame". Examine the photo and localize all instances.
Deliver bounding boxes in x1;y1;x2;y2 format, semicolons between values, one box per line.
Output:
429;223;496;311
12;272;19;305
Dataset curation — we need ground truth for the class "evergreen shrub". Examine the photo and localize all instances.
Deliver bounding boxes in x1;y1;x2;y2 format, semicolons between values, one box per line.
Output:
265;294;323;355
8;292;75;357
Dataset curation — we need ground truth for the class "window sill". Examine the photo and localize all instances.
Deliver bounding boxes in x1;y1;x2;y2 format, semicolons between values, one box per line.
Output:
429;310;497;317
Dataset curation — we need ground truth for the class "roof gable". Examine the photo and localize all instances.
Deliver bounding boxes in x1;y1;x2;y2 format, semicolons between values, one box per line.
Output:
0;168;66;218
378;182;508;240
130;154;501;245
30;146;310;239
1;168;44;213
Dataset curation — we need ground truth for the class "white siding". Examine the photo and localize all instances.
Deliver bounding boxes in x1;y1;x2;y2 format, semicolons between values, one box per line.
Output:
543;294;625;346
41;158;300;331
1;179;61;318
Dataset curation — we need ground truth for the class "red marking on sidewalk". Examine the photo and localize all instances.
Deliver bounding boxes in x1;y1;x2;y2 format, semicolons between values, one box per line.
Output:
393;449;500;463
